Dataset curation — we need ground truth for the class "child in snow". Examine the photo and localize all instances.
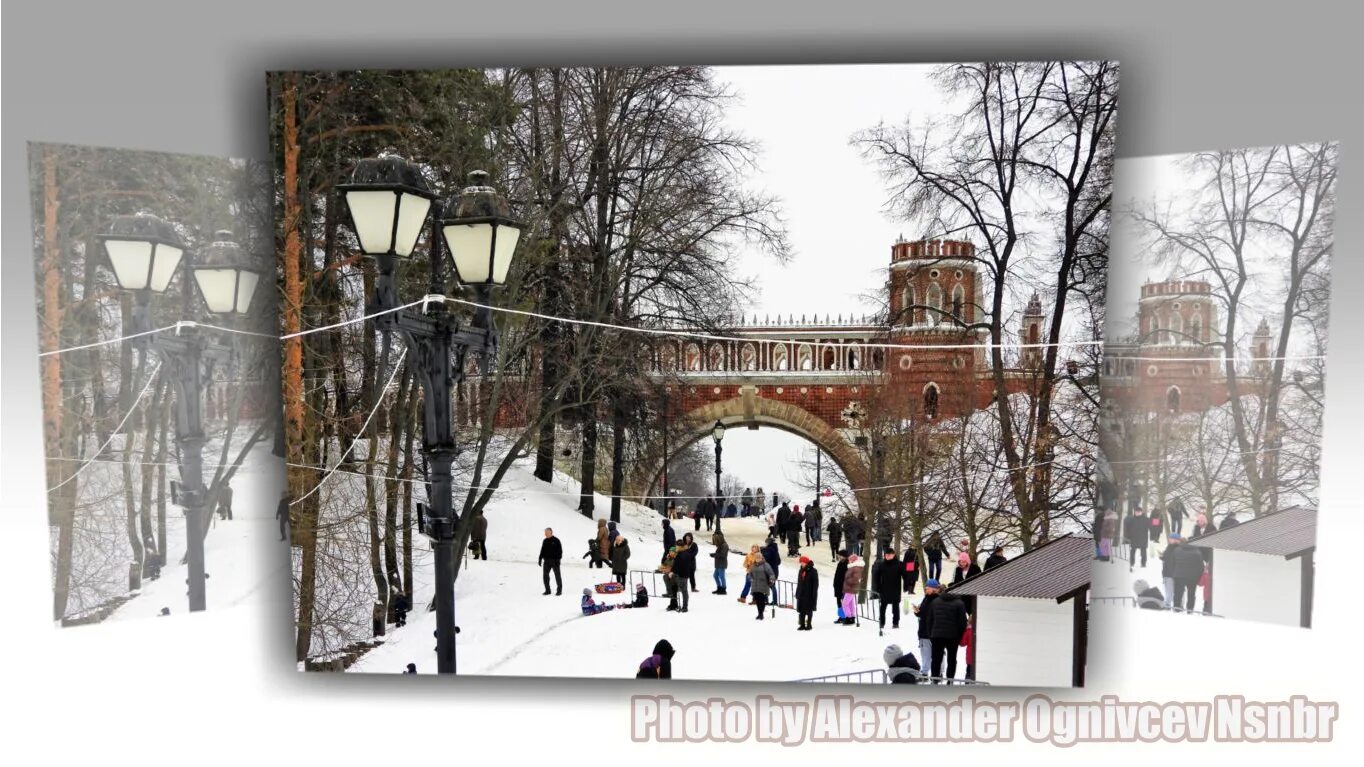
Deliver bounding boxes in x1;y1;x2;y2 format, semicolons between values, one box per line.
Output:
883;644;922;684
583;538;605;569
581;588;615;616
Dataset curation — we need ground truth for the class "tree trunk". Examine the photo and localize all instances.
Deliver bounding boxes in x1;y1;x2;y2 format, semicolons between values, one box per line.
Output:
578;408;598;517
609;393;627;523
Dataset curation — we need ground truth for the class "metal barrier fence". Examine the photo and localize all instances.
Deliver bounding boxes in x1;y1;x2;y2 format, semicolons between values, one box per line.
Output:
794;668;887;684
793;668;990;685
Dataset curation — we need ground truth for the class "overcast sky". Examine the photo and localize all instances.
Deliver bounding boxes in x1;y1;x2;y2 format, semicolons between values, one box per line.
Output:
1110;152;1300;342
707;64;941;491
713;64;940;321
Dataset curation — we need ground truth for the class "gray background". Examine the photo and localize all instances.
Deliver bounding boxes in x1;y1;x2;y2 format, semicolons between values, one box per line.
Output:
2;0;1359;750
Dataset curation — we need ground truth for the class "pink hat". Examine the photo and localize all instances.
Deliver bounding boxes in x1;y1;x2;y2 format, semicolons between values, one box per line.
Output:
958;551;970;567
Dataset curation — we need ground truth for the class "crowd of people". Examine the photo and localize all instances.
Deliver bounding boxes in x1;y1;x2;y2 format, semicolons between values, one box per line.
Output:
1094;487;1232;615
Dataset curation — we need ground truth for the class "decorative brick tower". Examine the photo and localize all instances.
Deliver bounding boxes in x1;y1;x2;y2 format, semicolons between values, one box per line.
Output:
1115;278;1224;413
1021;292;1045;370
884;237;987;419
1252;317;1273;378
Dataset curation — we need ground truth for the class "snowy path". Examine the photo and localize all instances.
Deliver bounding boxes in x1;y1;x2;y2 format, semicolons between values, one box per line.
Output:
102;438;288;622
347;460;958;681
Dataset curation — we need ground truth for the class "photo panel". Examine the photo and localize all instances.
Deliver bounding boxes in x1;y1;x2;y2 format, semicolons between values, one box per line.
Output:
272;62;1118;684
29;142;285;626
1092;144;1336;629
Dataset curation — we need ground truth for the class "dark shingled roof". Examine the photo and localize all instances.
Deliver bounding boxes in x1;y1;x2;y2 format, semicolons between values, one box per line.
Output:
1189;505;1316;557
946;534;1091;600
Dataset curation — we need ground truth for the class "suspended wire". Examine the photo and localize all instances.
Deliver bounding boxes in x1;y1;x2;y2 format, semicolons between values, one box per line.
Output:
38;325;180;358
289;347;408;506
47;360;163;493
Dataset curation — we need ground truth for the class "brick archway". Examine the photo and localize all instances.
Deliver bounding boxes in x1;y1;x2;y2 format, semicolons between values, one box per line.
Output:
627;395;870;505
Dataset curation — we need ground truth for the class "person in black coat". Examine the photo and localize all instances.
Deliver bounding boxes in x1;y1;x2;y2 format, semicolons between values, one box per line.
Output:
831;550;849;623
901;545;919;595
842;516;865;557
538;527;563;596
1167;497;1187;537
672;540;697;612
827;518;843;561
762;537;781;581
1123;508;1149;567
983;546;1007;570
661;519;677;563
787;507;804;556
873;549;903;629
923;532;945;581
924;590;969;680
776;502;791;541
794;556;819;630
276;492;290;542
1219;513;1240;531
1170;541;1207;611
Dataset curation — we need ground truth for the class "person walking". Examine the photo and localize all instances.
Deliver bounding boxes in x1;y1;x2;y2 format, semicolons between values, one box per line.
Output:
1190;510;1214;538
539;527;563;596
832;550;850;624
874;548;903;630
843;516;865;557
762;536;782;584
659;548;680;611
914;580;940;675
1148;508;1165;547
742;487;754;517
924;532;945;581
901;543;919;595
787;505;804;557
610;535;631;586
661;518;676;564
795;556;819;630
673;538;697;612
276;491;290;542
710;531;730;595
216;483;234;521
839;554;865;627
471;511;489;561
776;502;792;545
1160;535;1179;609
765;505;778;539
983;545;1007;570
925;587;968;681
827;517;843;562
951;551;980;584
749;555;777;620
807;502;822;545
1099;510;1119;561
1171;538;1207;612
594;518;611;569
1167;497;1187;537
755;487;766;516
1124;507;1149;568
693;499;703;532
738;544;761;604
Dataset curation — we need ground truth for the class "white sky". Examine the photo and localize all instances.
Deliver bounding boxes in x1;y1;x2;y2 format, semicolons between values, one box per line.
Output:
713;64;940;320
1110;152;1299;341
709;64;940;491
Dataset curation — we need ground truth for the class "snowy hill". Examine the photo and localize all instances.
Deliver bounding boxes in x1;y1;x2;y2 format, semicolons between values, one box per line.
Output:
347;459;948;680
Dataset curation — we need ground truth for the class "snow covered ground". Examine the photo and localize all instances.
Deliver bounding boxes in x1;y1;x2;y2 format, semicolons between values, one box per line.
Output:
348;461;953;681
101;436;289;622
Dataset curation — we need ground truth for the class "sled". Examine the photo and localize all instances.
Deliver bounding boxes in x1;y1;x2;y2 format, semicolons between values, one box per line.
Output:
594;582;624;594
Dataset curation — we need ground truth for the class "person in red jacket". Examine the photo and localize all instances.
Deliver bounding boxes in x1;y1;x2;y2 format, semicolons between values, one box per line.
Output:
960;615;975;681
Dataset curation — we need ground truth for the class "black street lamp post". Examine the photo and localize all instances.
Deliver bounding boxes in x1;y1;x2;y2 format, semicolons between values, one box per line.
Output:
339;157;523;675
100;216;262;613
711;420;725;509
